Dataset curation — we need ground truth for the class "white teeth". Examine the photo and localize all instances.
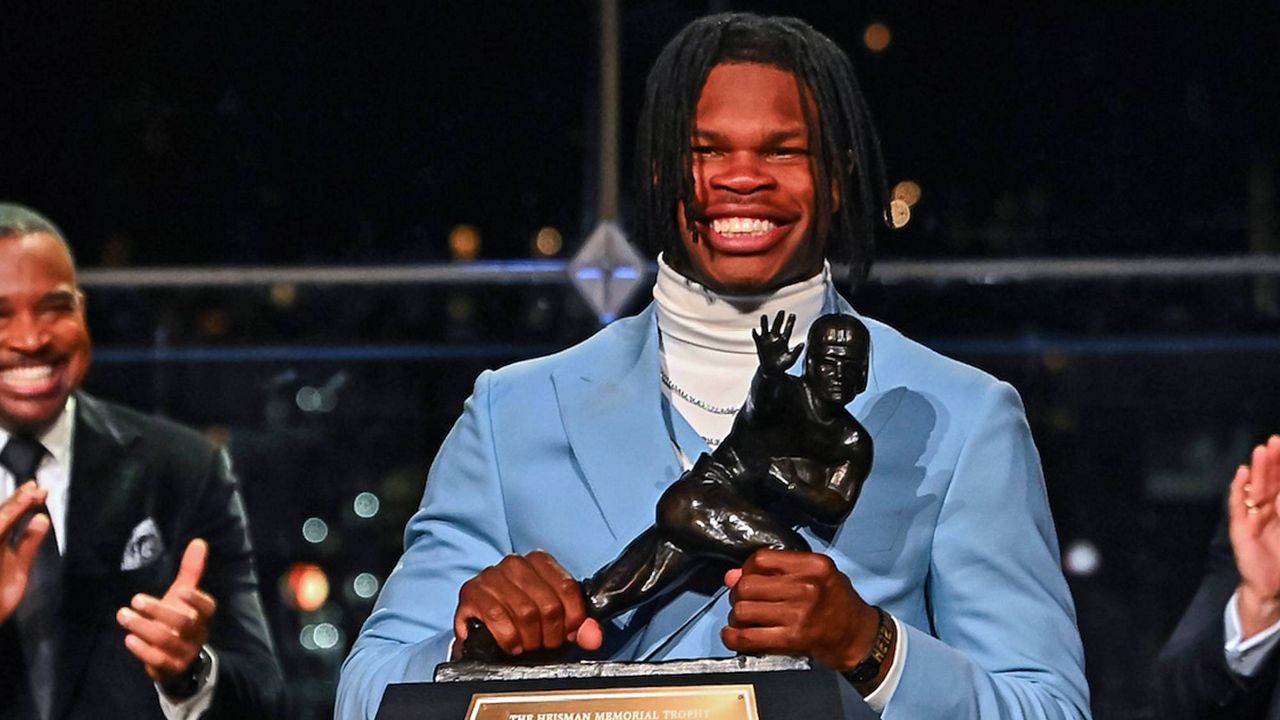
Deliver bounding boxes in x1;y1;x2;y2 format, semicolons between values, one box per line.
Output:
711;217;777;236
0;366;53;385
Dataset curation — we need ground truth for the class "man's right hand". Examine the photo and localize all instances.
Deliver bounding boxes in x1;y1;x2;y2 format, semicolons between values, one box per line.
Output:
453;550;602;659
0;481;51;623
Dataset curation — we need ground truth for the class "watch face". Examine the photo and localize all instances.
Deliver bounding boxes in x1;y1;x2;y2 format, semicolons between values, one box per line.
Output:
195;648;212;677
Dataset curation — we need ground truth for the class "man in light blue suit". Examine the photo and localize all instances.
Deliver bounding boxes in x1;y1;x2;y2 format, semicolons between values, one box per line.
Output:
338;13;1090;719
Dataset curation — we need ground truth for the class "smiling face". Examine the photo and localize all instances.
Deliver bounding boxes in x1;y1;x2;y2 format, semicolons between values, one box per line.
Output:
674;62;826;293
0;232;91;434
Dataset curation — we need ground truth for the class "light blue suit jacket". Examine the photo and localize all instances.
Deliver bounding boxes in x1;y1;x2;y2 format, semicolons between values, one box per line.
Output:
337;288;1091;719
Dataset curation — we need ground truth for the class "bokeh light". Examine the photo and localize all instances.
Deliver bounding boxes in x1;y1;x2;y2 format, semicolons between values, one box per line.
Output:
1064;540;1101;577
863;22;891;53
298;622;345;652
270;282;297;308
892;180;922;207
889;199;911;229
353;492;381;519
533;226;563;257
313;622;341;650
352;572;380;600
299;624;318;650
283;562;331;612
301;517;329;544
449;224;481;261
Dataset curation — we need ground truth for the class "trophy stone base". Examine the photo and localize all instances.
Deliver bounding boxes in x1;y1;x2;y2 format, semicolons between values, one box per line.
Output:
377;656;875;720
434;654;811;683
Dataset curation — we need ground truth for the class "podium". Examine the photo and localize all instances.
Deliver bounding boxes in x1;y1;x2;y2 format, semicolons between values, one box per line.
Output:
376;656;877;720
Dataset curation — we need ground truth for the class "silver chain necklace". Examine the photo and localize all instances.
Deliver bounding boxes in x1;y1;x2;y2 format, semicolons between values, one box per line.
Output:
659;370;741;415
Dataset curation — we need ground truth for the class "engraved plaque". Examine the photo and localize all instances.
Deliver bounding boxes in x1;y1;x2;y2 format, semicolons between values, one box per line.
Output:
463;684;758;720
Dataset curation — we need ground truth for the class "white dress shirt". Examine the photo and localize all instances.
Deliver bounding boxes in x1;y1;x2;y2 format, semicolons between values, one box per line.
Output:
0;397;217;720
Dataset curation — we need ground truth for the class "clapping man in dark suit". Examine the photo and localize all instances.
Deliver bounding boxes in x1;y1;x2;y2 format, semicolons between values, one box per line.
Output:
0;203;283;719
1156;435;1280;719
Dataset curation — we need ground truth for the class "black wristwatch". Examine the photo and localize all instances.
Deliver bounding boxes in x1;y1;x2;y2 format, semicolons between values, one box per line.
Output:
161;647;212;700
843;607;895;688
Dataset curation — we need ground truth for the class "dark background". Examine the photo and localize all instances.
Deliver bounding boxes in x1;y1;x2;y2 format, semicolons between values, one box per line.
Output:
3;2;1279;718
5;1;1276;267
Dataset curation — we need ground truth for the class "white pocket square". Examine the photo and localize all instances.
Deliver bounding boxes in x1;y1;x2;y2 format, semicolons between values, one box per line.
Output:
120;517;165;571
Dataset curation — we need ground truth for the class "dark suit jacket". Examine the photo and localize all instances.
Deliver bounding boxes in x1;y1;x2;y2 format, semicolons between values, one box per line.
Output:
0;392;284;720
1154;506;1280;719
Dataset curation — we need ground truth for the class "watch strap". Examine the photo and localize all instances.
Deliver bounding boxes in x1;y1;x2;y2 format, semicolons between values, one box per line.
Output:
843;606;894;687
161;646;212;700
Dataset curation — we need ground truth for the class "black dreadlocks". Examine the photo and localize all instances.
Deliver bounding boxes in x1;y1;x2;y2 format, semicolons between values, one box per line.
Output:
634;12;891;285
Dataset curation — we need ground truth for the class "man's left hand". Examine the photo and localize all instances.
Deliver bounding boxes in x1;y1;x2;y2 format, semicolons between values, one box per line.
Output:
1230;435;1280;638
116;538;217;685
722;549;878;671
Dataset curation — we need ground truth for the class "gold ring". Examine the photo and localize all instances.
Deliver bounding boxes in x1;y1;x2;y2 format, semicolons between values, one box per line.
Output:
1248;506;1262;515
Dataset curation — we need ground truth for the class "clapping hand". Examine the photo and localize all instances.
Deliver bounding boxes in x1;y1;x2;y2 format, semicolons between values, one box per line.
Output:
1230;435;1280;639
0;482;51;623
117;539;217;686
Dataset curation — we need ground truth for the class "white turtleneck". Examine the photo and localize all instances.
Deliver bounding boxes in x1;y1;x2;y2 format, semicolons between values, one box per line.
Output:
653;253;828;450
650;254;906;711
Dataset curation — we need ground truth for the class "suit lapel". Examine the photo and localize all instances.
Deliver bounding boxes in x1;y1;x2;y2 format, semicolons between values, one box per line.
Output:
57;393;140;719
64;394;139;572
552;306;685;545
552;303;691;543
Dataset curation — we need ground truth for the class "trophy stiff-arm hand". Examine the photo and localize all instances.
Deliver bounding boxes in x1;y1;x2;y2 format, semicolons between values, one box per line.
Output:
752;311;804;375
